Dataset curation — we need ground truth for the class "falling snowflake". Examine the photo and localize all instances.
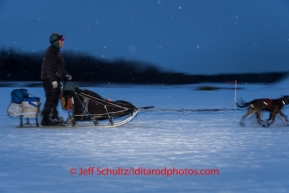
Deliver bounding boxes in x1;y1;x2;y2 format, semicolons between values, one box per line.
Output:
179;6;182;10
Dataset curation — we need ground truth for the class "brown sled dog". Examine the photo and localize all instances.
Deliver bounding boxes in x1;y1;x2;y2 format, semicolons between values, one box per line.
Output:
236;96;289;127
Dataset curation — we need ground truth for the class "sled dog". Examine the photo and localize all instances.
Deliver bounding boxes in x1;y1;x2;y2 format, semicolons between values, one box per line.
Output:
236;96;289;127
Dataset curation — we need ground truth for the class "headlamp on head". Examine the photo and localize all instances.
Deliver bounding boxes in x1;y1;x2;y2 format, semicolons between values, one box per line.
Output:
50;34;65;44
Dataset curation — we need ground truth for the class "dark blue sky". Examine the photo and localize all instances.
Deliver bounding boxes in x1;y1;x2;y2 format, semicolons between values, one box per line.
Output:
1;0;289;75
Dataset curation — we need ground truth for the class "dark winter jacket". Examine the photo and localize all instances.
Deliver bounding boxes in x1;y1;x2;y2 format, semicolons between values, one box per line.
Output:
41;45;69;82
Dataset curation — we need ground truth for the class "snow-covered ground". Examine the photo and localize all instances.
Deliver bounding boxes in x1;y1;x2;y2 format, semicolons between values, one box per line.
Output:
1;82;289;193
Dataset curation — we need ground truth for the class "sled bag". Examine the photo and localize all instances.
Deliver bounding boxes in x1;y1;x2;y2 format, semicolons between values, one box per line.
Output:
11;89;29;104
60;94;73;110
21;97;41;118
7;102;23;117
62;81;75;98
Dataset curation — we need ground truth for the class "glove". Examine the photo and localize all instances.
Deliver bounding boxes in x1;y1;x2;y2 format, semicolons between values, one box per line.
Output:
66;74;72;81
52;81;58;89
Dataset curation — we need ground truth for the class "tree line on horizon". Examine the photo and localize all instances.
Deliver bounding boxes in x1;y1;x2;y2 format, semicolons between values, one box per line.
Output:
0;48;286;84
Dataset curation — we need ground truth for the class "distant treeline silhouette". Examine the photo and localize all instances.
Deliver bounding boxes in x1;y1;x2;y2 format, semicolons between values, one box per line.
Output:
0;48;286;84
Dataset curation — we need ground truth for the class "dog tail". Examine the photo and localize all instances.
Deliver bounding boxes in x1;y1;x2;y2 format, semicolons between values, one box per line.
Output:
236;98;249;108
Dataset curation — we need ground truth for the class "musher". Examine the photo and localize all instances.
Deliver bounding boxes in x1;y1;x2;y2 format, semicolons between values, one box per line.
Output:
40;33;72;126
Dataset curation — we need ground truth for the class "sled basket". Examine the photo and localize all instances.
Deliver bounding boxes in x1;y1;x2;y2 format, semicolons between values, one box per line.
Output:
73;89;136;121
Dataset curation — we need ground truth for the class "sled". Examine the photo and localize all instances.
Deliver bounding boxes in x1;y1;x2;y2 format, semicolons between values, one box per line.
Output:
9;83;153;128
60;82;153;128
8;89;41;127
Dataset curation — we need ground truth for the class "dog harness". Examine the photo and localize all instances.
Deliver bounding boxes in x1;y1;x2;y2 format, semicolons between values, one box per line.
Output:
261;99;285;110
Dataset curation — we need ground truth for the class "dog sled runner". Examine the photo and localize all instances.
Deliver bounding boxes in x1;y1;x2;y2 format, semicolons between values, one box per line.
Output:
61;82;152;128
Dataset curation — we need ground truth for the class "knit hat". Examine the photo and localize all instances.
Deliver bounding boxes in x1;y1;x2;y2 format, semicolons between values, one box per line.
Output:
50;33;65;49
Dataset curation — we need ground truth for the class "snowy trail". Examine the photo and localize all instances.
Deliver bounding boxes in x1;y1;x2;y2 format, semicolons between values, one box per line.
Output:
1;83;289;193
